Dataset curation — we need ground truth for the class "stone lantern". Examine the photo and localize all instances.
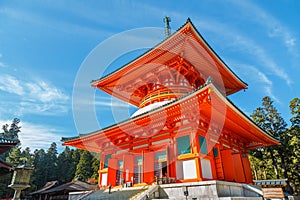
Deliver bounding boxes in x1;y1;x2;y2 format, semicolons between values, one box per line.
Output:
8;165;33;200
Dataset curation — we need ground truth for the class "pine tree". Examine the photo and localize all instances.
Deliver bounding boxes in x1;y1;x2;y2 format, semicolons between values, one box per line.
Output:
74;151;94;181
251;96;293;193
251;97;281;179
1;118;21;140
90;153;100;183
45;142;58;181
289;98;300;194
57;147;80;183
21;147;34;166
31;149;47;189
0;118;21;160
6;147;22;166
0;119;22;198
30;143;58;190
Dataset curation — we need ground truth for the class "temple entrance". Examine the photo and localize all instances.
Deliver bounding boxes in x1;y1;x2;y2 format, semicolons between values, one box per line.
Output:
134;156;143;184
154;151;168;184
155;161;167;178
116;160;124;186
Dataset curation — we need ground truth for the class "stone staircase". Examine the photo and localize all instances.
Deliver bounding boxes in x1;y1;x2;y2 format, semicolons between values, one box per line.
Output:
74;181;263;200
79;186;148;200
155;181;263;200
129;184;159;200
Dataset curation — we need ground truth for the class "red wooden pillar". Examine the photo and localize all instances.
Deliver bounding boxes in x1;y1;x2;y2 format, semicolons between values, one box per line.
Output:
107;158;118;186
123;154;134;183
242;153;253;183
167;139;176;179
97;158;102;188
195;157;203;181
220;149;236;182
143;151;154;184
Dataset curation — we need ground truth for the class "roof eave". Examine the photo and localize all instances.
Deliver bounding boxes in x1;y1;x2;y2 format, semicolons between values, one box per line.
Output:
62;83;278;148
187;20;248;90
91;19;247;99
90;19;191;87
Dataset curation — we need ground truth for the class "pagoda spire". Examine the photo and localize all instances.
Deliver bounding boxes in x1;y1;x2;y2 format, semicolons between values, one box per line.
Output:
163;16;171;38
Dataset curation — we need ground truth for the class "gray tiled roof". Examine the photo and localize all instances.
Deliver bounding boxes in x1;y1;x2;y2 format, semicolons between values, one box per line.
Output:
0;137;19;144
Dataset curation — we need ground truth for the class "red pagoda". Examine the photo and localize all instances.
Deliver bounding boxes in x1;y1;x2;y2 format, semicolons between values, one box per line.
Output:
62;19;279;187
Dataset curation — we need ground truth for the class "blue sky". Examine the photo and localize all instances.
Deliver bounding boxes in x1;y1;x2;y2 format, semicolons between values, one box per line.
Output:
0;0;299;152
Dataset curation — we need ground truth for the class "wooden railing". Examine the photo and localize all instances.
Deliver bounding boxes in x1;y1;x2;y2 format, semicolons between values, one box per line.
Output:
155;177;176;185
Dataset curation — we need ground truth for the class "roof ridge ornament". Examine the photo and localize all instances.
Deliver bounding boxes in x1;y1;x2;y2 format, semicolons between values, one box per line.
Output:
163;16;171;38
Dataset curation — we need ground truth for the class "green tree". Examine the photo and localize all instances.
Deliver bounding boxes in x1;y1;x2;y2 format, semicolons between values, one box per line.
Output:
21;147;34;166
0;118;21;160
1;118;21;140
30;143;58;190
45;142;58;182
0;174;14;198
0;119;21;198
290;98;300;126
74;150;94;181
251;97;284;179
91;153;100;183
57;147;80;183
288;98;300;194
251;96;293;193
31;148;47;189
6;147;22;166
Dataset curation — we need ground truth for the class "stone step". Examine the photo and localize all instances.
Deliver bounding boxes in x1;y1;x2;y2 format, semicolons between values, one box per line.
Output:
152;198;261;200
81;188;147;200
76;181;264;200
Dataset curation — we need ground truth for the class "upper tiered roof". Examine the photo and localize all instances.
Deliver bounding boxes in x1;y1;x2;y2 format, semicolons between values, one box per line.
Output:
91;19;247;107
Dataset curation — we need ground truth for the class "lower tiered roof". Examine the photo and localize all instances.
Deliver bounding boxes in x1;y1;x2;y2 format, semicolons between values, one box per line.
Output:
62;82;279;152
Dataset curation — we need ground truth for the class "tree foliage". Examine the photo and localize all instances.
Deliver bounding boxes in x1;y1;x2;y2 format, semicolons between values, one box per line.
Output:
0;118;23;197
0;120;100;198
250;96;300;195
1;118;21;140
288;98;300;194
74;150;94;181
30;146;99;190
56;147;81;183
1;97;297;196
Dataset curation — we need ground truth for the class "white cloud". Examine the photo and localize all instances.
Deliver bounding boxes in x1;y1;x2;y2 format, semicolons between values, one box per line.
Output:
227;0;297;54
235;63;279;103
19;101;68;116
0;119;63;151
196;19;292;86
19;121;63;151
285;38;296;47
25;80;69;103
234;35;292;86
0;73;69;116
0;74;24;95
